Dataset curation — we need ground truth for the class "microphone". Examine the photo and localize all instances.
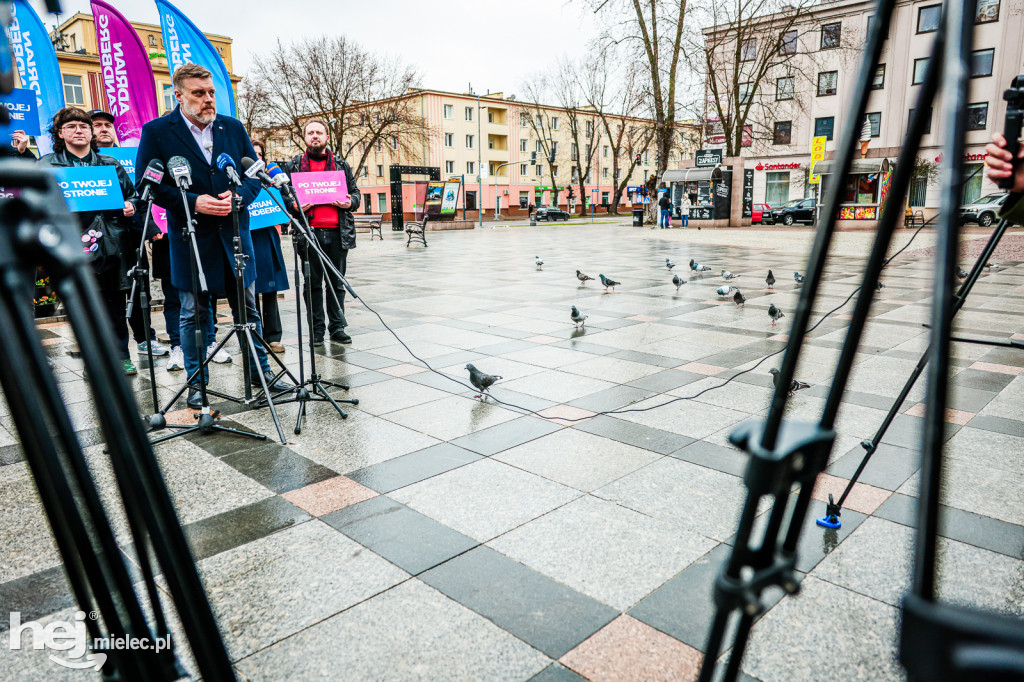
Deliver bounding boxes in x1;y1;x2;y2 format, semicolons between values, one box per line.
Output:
137;159;164;203
266;162;291;189
241;156;274;187
167;155;192;189
216;153;243;186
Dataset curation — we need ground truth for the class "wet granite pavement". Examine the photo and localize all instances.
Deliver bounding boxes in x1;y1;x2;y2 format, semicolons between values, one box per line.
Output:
3;221;1024;680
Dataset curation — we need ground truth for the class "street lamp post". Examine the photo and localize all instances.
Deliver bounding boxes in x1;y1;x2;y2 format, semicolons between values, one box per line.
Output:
477;93;483;228
493;160;520;219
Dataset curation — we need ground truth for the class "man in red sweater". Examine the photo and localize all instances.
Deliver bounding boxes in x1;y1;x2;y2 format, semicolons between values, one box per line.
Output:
285;120;360;345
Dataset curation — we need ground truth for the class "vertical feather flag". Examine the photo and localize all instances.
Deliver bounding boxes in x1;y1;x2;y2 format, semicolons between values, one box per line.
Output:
90;0;159;146
153;0;235;117
6;0;65;154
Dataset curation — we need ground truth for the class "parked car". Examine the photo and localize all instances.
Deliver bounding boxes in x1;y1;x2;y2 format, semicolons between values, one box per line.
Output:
534;206;570;221
769;198;816;225
753;203;771;224
959;193;1007;227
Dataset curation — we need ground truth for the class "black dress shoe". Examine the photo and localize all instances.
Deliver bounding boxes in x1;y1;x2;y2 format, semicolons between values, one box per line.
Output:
186;387;202;409
313;336;325;346
251;370;293;392
330;331;352;344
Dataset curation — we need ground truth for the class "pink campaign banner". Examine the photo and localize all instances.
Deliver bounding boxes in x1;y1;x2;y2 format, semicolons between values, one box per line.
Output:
151;204;168;233
90;0;160;146
290;171;351;206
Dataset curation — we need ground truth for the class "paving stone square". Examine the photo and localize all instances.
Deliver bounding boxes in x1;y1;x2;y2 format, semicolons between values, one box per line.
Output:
4;223;1024;680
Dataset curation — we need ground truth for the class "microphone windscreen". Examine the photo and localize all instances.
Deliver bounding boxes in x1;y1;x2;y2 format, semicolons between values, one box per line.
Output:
240;156;255;171
167;155;191;177
216;153;235;171
266;162;283;178
141;159;165;184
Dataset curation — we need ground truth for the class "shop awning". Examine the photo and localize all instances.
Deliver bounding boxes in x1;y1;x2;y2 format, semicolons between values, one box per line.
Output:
663;167;724;183
814;158;891;176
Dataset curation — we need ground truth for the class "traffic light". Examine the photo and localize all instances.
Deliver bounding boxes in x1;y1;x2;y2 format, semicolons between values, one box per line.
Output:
530;151;537;165
567;186;575;201
548;150;556;164
635;153;642;165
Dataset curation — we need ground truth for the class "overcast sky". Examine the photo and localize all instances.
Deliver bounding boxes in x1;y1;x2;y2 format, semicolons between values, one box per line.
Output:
53;0;603;95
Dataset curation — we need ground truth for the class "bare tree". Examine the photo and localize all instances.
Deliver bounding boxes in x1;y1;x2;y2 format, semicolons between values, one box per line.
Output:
549;57;601;216
519;76;562;207
236;77;274;138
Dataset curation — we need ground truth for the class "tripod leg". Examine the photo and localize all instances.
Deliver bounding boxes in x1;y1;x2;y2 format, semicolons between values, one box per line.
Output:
245;330;287;443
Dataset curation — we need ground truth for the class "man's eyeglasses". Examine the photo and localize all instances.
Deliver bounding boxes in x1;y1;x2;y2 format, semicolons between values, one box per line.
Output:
61;123;91;132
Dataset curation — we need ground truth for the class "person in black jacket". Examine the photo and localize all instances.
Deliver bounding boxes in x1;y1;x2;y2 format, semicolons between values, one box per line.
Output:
38;106;139;375
284;119;360;345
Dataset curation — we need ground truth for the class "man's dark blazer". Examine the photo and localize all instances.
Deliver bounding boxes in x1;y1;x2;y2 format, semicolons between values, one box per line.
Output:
135;107;261;294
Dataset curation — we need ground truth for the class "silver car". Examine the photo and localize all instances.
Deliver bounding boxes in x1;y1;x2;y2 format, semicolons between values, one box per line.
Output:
959;193;1007;227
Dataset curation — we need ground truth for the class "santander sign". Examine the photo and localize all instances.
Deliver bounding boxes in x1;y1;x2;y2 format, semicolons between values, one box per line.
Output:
755;162;802;171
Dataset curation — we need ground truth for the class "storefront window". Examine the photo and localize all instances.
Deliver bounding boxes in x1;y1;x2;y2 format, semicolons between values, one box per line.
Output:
766;172;790;207
961;164;983;204
909;176;927;207
840;173;880;205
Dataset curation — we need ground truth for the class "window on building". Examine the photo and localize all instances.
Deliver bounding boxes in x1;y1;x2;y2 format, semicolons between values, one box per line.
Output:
962;164;983;204
551;116;559;130
740;38;757;61
977;0;1000;23
585;120;594;136
912;58;929;85
466;161;475;174
465;106;473;121
488;137;495;149
362;193;371;214
821;22;841;49
445;160;455;174
550;141;558;156
866;14;889;40
817;71;838;96
971;48;994;77
776;76;794;100
443;104;454;119
536;165;543;177
586;144;592;159
603;145;609;158
773;121;792;145
780;30;797;55
814;116;835;140
909;175;928;207
572;168;579;182
866;112;881;137
375;139;383;152
390;136;398;150
466;135;474;148
520;112;529;127
361;166;368;178
520;139;527;152
376;164;383;177
62;74;84;105
967;102;989;130
872;64;886;90
571;143;578;160
909;107;933;134
520;164;527;176
552;165;559;175
377;193;387;213
161;83;174;112
489;162;496;175
602;167;608;178
148;34;157;47
766;171;790;207
739;81;754;104
536;140;543;153
444;133;453;147
918;5;941;33
601;192;609;205
487;111;494;123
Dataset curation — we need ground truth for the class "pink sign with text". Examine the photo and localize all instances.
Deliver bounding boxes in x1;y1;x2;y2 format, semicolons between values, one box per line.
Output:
151;205;168;233
290;171;351;206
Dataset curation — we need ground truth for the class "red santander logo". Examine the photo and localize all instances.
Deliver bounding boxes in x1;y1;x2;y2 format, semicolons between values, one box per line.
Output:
755;162;801;170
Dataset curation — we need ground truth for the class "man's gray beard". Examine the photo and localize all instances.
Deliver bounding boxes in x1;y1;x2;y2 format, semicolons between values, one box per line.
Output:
182;100;216;125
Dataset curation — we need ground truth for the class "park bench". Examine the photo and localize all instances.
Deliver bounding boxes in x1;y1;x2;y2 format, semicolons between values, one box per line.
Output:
354;214;383;240
404;215;428;248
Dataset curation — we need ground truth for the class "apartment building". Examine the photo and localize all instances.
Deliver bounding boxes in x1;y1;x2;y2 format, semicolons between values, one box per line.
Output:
48;12;238;117
263;88;698;219
704;0;1020;222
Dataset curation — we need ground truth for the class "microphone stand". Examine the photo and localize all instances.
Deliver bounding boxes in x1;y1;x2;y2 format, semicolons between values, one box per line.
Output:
258;183;358;433
152;184;267;446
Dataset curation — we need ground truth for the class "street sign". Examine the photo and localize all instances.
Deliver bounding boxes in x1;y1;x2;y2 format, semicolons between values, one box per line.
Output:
809;136;827;184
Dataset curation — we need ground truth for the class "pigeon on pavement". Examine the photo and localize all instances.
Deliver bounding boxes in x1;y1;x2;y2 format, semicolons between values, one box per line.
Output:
466;363;502;399
672;274;684;291
875;281;886;291
768;303;785;326
666;258;676;270
769;368;811;396
717;285;737;297
599;274;620;291
794;271;805;285
690;259;712;274
535;256;544;270
957;267;968;280
571;305;588;328
576;270;595;284
722;269;740;280
766;270;776;289
733;290;746;307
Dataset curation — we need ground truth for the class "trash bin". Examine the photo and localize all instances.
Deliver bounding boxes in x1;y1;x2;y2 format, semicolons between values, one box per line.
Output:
632;209;644;227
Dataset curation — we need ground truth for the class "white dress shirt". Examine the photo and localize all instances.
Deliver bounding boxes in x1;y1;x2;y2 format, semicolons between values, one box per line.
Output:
180;109;214;164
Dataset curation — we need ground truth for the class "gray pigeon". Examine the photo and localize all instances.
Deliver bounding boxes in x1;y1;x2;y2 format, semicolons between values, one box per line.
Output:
576;270;595;284
666;258;676;270
535;256;544;270
793;271;805;285
722;269;740;280
599;274;620;291
766;270;776;289
957;267;968;280
691;260;712;274
571;305;588;328
875;281;886;291
466;364;502;399
768;303;784;326
717;285;736;297
769;368;811;396
733;290;746;308
672;274;684;291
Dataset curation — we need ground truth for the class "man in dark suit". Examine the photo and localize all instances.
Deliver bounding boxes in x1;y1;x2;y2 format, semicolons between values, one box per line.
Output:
136;63;290;408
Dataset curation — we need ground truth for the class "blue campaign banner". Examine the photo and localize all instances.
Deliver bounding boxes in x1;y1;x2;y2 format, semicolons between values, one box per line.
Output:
154;0;236;117
49;166;126;212
247;188;286;229
7;1;66;153
0;88;40;135
99;146;138;181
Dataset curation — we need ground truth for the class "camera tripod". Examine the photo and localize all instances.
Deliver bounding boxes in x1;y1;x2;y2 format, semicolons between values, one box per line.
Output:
697;1;1024;680
0;164;233;680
